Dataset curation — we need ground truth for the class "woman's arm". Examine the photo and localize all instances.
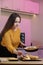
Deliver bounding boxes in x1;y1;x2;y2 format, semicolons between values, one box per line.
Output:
4;33;17;54
20;41;26;48
4;33;22;55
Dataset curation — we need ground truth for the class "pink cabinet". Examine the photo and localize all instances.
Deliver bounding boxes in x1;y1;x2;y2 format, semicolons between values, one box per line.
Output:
12;0;39;14
1;0;39;14
1;0;13;9
24;0;39;14
24;0;32;13
32;2;39;14
12;0;24;11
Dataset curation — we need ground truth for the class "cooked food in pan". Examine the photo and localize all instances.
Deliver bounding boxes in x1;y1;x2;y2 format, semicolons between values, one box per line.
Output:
29;55;39;60
24;46;38;52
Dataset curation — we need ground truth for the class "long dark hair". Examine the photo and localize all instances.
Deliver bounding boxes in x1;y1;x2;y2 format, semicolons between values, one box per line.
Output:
0;13;21;38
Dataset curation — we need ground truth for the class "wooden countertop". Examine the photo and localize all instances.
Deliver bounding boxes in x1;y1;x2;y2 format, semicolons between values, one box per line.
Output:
0;58;43;65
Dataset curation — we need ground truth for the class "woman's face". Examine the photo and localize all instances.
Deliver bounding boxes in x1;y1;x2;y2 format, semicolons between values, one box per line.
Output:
14;17;21;28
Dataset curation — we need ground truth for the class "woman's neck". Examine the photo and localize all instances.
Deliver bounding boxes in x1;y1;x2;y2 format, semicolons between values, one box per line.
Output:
11;26;18;31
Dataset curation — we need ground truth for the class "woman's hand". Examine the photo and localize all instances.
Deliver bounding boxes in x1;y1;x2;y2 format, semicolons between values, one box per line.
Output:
18;50;22;56
13;49;22;56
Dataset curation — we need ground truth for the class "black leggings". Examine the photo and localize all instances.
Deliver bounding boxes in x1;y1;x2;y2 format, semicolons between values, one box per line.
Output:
0;45;17;58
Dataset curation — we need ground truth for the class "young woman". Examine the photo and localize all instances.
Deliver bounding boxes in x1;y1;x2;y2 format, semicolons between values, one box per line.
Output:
0;13;25;57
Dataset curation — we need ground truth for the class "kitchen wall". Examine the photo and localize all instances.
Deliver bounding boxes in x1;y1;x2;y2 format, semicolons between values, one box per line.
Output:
0;0;1;22
20;18;31;46
31;0;43;44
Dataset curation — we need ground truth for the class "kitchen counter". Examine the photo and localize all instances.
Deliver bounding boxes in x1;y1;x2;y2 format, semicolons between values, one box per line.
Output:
0;47;43;65
0;58;43;65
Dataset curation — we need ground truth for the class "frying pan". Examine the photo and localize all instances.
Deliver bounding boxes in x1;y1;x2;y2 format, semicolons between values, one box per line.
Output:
24;46;39;52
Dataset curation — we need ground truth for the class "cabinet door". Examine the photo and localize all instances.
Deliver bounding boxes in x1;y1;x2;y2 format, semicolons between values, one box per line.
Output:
24;0;39;14
32;2;39;14
24;0;33;13
12;0;24;11
1;0;13;9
